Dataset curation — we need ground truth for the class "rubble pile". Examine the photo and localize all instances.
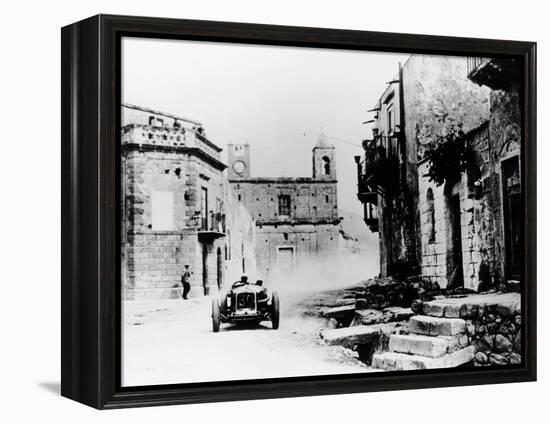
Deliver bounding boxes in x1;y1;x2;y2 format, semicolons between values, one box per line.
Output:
353;276;449;311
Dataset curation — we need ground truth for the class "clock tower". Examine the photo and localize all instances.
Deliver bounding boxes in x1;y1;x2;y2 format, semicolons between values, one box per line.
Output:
227;143;251;179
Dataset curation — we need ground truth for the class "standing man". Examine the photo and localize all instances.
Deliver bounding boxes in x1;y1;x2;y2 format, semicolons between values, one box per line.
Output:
181;265;192;300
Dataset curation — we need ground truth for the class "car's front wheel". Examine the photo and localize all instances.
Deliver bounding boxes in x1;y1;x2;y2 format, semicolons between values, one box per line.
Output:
271;291;280;330
212;298;221;333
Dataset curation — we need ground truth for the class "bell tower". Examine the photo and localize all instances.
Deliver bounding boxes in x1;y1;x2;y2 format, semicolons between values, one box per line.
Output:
227;143;251;179
312;133;336;180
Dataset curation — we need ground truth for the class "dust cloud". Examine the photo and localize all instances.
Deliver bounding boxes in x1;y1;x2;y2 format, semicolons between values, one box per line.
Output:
266;252;379;308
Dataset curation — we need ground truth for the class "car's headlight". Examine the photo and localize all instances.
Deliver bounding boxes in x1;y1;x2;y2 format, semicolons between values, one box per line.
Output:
226;296;231;307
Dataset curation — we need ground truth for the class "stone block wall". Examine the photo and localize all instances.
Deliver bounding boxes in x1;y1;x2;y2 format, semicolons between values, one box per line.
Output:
417;162;449;288
469;305;522;367
224;189;258;287
122;125;258;299
417;84;522;291
231;180;339;223
126;230;201;299
255;223;340;278
374;55;491;279
418;159;484;291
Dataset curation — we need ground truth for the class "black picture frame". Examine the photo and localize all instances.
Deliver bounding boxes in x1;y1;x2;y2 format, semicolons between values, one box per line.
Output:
61;14;537;409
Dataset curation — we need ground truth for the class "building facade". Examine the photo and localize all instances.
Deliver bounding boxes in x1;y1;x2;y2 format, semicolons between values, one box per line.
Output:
356;55;521;291
228;135;341;278
121;104;256;300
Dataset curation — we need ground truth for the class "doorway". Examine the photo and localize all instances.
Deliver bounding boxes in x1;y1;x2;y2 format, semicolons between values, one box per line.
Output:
502;156;521;280
447;193;464;289
277;246;295;275
200;187;208;230
202;244;208;295
217;247;223;290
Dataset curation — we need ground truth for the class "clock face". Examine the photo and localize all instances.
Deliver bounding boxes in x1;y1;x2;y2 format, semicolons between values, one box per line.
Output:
233;160;246;174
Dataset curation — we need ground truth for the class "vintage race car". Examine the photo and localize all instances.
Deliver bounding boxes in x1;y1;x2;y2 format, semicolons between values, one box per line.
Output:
211;279;280;332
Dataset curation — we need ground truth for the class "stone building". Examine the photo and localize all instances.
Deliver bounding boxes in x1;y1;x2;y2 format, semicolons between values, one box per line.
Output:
228;135;341;278
356;55;521;291
121;104;256;299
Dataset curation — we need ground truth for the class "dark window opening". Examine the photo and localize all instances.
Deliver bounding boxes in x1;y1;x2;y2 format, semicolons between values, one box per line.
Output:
278;195;291;217
427;188;436;244
387;105;394;133
283;233;288;241
322;156;331;175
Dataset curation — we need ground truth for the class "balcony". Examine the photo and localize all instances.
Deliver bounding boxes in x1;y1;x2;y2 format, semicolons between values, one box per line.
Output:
354;134;402;233
357;135;401;198
356;173;377;203
363;202;379;232
467;57;520;90
198;211;226;241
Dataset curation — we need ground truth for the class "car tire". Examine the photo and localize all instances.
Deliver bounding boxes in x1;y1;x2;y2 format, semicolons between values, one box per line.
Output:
220;293;228;315
212;298;221;333
271;291;280;330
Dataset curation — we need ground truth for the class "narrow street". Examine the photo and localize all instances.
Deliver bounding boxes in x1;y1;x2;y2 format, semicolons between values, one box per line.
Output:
122;284;372;387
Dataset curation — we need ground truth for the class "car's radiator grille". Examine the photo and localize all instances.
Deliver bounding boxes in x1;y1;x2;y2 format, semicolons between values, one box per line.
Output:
236;293;256;309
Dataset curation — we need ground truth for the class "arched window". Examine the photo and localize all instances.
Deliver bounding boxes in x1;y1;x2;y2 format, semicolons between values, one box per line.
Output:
322;156;331;175
427;188;436;243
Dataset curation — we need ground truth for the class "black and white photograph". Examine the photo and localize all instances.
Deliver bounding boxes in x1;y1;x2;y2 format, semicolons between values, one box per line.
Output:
2;0;545;420
120;37;525;387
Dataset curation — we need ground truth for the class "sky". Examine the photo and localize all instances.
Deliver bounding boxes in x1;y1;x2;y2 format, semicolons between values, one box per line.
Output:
122;37;409;216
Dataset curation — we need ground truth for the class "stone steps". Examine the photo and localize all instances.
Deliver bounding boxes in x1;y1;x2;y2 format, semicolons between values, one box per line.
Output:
388;334;469;358
371;312;473;371
320;322;400;349
408;315;467;336
372;346;475;371
421;292;521;319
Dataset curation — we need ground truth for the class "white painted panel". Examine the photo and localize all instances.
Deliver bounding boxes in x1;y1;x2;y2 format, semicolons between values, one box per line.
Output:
151;191;174;231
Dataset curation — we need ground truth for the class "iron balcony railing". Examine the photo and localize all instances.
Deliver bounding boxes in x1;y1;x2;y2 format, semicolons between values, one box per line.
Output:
357;134;403;197
200;212;226;233
467;57;488;77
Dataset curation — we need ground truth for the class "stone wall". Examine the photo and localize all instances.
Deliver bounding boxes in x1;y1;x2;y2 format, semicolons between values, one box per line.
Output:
125;230;198;299
122;123;257;299
255;223;340;278
224;188;258;286
374;56;491;279
401;55;491;161
416;85;522;290
468;303;522;367
354;277;422;310
418;160;481;290
419;294;522;367
485;87;521;282
230;180;339;223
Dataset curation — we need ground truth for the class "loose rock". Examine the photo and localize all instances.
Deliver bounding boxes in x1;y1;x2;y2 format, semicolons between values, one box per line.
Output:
494;334;513;353
475;351;488;364
489;353;508;366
